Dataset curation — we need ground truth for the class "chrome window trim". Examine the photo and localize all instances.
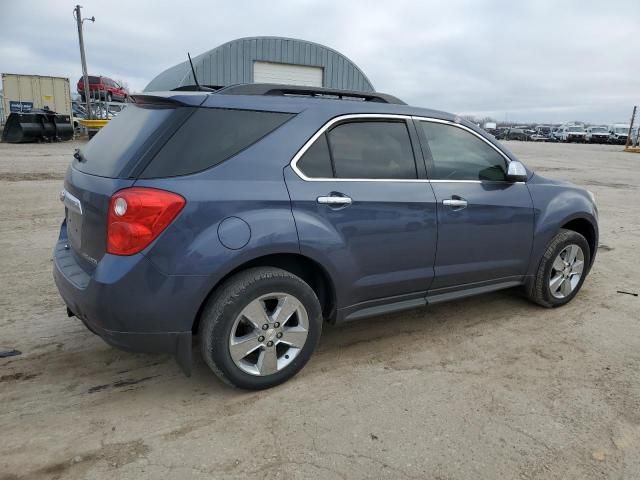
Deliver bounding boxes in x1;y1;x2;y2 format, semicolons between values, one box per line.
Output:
289;113;519;183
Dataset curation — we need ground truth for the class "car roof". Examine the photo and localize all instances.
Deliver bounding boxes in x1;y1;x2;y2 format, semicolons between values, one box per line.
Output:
136;83;459;123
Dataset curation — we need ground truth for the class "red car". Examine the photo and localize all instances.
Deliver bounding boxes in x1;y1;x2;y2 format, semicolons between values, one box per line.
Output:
77;75;128;102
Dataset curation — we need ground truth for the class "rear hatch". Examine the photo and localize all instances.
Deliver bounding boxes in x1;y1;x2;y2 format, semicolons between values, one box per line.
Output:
63;97;195;268
62;93;293;270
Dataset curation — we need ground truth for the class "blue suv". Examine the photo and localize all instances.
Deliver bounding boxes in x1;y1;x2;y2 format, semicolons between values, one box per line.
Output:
54;84;598;389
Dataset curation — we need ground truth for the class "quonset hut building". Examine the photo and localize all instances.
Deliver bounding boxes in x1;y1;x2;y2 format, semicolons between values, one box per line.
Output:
144;36;375;92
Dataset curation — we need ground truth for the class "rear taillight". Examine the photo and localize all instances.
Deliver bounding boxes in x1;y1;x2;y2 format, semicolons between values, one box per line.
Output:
107;187;185;256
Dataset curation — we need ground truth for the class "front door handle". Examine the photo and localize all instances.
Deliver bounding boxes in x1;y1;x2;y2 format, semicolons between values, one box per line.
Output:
317;194;352;206
443;198;468;209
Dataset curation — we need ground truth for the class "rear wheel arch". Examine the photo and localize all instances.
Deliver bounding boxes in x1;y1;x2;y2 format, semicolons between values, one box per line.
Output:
192;253;337;335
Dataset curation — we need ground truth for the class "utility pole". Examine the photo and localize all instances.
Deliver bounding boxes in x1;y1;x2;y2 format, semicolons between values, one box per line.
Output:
73;5;94;119
625;105;637;149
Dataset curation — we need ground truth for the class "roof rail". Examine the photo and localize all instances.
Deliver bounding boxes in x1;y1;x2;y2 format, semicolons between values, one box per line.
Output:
216;83;406;105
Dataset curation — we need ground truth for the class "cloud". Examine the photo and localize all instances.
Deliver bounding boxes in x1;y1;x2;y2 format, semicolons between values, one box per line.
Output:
0;0;636;123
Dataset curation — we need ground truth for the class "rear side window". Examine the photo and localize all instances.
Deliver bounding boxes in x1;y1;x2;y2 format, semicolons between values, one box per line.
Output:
295;120;417;180
74;104;175;178
88;76;100;84
296;133;333;178
141;108;293;178
420;121;507;181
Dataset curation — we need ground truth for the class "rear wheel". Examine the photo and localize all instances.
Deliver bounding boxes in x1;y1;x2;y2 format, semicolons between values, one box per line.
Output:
527;229;590;307
199;267;322;389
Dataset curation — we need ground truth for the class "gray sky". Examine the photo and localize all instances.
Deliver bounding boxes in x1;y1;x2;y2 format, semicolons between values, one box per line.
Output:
1;0;637;123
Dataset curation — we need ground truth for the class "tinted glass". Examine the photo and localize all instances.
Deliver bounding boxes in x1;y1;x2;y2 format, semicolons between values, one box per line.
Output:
328;121;416;179
74;104;175;177
141;108;293;178
297;133;333;178
88;76;100;84
420;122;507;181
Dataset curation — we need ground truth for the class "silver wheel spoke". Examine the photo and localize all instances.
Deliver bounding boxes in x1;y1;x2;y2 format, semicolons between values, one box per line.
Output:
552;256;565;271
274;295;301;326
560;278;572;296
279;327;308;349
571;260;584;275
257;348;278;375
241;299;270;329
567;245;579;264
229;335;262;362
549;273;564;293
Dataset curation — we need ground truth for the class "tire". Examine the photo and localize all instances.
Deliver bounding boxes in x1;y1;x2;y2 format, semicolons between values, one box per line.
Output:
526;229;591;308
198;267;323;390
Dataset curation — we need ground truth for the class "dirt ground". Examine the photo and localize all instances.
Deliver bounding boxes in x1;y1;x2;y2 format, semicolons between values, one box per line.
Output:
0;139;638;480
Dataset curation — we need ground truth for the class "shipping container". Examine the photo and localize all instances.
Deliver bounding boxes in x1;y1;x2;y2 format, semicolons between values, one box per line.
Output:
1;74;72;124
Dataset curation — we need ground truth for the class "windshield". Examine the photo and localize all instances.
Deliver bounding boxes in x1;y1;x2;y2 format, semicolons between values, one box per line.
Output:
568;126;584;132
614;127;628;134
591;127;607;133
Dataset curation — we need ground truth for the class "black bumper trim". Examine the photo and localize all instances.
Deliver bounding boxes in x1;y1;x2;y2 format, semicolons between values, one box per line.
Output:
75;312;193;376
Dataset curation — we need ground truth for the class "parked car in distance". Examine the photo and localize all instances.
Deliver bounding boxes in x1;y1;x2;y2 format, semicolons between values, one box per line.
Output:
505;127;530;141
53;84;599;389
609;124;630;145
530;125;552;142
77;75;128;102
586;126;609;144
494;127;509;140
558;124;586;143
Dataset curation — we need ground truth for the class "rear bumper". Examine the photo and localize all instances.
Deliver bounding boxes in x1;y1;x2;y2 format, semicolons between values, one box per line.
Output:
52;227;210;375
73;310;193;374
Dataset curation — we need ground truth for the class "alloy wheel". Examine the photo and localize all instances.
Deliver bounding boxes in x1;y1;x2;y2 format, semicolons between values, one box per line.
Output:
549;244;585;299
229;293;309;376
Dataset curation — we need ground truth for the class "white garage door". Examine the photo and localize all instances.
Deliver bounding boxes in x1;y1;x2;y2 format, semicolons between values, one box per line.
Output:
253;61;323;87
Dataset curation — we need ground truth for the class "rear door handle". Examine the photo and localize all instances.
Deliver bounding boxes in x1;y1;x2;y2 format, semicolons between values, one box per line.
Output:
443;198;468;209
317;194;352;206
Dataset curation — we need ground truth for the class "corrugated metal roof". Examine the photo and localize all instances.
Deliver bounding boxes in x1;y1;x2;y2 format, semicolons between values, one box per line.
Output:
145;36;374;92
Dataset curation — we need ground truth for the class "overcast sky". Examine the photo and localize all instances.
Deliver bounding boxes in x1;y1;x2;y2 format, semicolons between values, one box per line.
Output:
1;0;637;123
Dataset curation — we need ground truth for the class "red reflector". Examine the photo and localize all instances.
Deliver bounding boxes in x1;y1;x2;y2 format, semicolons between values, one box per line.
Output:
107;187;185;255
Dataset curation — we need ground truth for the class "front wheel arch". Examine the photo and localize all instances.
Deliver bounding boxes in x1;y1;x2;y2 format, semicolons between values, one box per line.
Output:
560;217;597;266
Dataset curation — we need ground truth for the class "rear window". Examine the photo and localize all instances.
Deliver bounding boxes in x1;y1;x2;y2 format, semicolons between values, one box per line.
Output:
88;76;100;84
74;104;175;177
139;108;293;178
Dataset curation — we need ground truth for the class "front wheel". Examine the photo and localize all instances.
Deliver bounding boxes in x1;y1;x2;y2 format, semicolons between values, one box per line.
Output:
526;229;591;307
199;267;322;389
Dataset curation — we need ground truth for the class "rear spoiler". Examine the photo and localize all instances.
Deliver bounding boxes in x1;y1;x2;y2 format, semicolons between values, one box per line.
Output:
129;95;187;107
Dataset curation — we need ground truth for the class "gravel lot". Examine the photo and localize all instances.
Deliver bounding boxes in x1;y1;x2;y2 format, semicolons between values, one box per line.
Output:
1;139;638;480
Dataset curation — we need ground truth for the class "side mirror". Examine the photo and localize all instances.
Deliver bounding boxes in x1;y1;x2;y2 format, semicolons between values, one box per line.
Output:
506;161;527;182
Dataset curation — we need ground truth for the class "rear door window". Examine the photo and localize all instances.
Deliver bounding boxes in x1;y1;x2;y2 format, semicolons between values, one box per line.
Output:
140;108;294;178
296;120;417;180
